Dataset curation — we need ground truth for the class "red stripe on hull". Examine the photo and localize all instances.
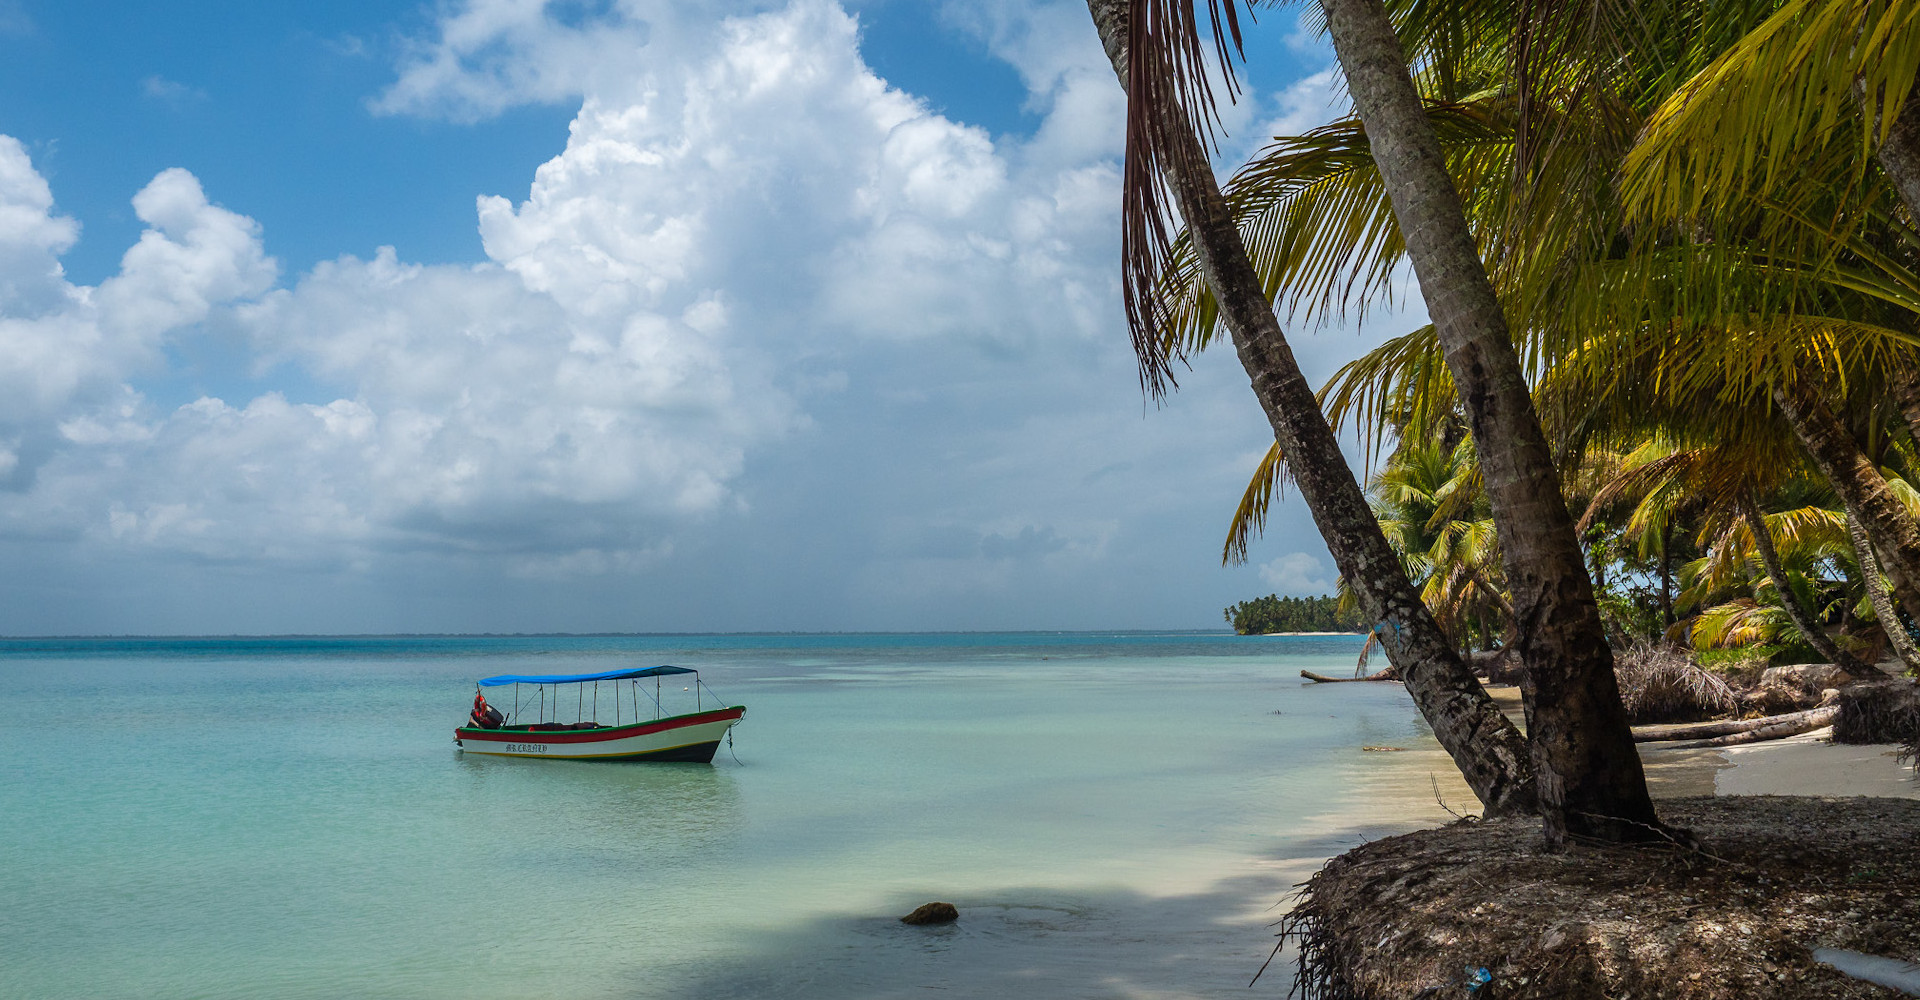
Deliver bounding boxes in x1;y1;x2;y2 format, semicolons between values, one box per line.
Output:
456;706;743;744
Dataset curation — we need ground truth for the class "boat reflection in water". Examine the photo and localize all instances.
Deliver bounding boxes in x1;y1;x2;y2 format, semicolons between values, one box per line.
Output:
456;665;744;763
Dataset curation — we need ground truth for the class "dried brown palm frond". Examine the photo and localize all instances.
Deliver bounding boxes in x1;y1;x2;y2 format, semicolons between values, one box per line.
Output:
1115;0;1247;399
1612;642;1738;723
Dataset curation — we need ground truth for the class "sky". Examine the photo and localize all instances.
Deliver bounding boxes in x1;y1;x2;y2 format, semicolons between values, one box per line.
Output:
0;0;1426;635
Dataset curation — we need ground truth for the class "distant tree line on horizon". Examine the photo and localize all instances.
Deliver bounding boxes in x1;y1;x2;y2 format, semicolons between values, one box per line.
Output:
1224;594;1368;635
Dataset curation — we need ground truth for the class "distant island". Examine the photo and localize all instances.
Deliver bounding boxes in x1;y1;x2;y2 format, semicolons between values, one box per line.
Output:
1223;594;1367;635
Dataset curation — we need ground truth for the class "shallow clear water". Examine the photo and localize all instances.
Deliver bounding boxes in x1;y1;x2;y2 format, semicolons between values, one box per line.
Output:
0;632;1450;999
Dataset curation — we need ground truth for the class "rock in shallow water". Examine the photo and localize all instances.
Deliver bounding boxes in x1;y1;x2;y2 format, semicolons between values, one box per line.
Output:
901;902;959;925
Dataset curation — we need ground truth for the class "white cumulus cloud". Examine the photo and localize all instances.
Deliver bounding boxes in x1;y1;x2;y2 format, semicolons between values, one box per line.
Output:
0;0;1131;581
1258;551;1335;594
0;0;1377;631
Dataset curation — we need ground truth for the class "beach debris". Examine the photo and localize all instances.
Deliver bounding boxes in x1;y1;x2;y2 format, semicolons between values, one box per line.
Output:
1463;966;1492;992
1468;648;1522;684
1760;662;1853;694
1833;681;1920;748
1742;679;1822;715
1360;746;1404;752
1632;706;1836;746
1812;948;1920;996
1667;706;1838;749
1277;796;1920;999
1614;644;1738;723
901;902;959;925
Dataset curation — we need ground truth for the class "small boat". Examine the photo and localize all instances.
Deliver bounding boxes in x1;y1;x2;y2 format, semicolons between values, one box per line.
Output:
455;665;744;762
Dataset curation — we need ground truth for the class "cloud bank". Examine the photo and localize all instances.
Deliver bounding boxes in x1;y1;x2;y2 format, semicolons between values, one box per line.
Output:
0;0;1377;632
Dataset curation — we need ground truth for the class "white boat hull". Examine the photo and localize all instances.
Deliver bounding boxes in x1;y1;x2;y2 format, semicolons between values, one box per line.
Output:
455;706;743;762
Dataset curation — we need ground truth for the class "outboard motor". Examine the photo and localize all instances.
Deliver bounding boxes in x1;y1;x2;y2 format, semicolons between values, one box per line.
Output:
469;693;505;729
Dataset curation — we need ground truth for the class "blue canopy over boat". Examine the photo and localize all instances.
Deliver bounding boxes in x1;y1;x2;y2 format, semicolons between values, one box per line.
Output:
478;665;696;687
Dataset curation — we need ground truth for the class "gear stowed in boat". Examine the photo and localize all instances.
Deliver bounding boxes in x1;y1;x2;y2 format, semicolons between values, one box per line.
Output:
455;665;744;762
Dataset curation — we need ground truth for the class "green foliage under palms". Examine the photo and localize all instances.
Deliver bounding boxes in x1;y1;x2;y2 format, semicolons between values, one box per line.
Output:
1197;0;1920;672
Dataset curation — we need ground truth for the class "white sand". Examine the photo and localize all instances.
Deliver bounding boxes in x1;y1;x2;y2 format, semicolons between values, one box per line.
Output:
1711;727;1920;798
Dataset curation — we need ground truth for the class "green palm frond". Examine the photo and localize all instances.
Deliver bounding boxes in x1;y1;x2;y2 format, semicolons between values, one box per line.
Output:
1222;440;1289;566
1318;325;1455;460
1689;597;1797;649
1883;472;1920;519
1157;103;1513;357
1624;0;1920;224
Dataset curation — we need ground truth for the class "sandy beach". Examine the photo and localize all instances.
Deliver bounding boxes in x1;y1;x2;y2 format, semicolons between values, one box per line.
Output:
1450;683;1919;801
1707;729;1919;797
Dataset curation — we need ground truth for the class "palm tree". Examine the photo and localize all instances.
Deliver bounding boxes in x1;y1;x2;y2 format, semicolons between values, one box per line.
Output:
1371;438;1512;649
1098;0;1670;844
1315;0;1664;847
1680;491;1883;664
1846;511;1920;670
1619;0;1920;626
1083;0;1537;816
1176;2;1920;637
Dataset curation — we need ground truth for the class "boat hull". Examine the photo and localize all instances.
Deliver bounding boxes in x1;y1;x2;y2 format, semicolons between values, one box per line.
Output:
455;706;744;762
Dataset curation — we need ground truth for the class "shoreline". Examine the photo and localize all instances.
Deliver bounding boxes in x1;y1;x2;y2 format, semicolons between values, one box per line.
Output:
777;702;1920;998
1337;709;1917;820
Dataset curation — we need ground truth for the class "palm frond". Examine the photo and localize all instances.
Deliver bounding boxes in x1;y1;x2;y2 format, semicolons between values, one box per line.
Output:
1118;0;1250;397
1623;0;1920;224
1223;440;1289;565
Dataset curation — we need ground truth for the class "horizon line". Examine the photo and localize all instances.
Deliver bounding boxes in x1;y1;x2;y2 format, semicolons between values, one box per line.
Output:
0;628;1288;641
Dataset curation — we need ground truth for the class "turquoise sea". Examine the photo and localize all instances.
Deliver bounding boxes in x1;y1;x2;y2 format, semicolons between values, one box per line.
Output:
1;632;1469;999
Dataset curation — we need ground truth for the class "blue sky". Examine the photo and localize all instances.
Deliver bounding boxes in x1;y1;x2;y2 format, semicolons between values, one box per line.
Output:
0;0;1420;634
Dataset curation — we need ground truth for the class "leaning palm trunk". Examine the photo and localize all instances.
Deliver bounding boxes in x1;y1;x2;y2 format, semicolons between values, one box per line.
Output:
1085;0;1536;816
1774;378;1920;627
1737;493;1870;677
1875;80;1920;221
1891;358;1920;444
1847;509;1920;673
1319;0;1662;847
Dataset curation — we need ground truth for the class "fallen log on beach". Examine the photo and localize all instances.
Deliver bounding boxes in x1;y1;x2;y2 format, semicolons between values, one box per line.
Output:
1632;706;1835;744
1301;668;1397;683
1663;706;1837;749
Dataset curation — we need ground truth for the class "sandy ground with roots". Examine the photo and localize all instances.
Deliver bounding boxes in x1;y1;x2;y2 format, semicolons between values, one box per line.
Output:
1278;718;1920;1000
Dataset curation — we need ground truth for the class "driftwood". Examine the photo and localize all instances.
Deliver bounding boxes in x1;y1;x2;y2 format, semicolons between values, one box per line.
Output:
1633;706;1836;744
1302;668;1397;683
1665;706;1838;749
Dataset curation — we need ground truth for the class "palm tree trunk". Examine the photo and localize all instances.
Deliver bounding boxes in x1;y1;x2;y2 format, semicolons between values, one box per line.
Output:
1773;378;1920;627
1318;0;1661;848
1737;493;1869;677
1659;520;1675;630
1086;0;1535;817
1891;358;1920;444
1847;509;1920;673
1874;81;1920;221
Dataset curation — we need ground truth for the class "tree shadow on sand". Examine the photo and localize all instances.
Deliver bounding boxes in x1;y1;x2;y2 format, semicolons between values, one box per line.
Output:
616;824;1419;1000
